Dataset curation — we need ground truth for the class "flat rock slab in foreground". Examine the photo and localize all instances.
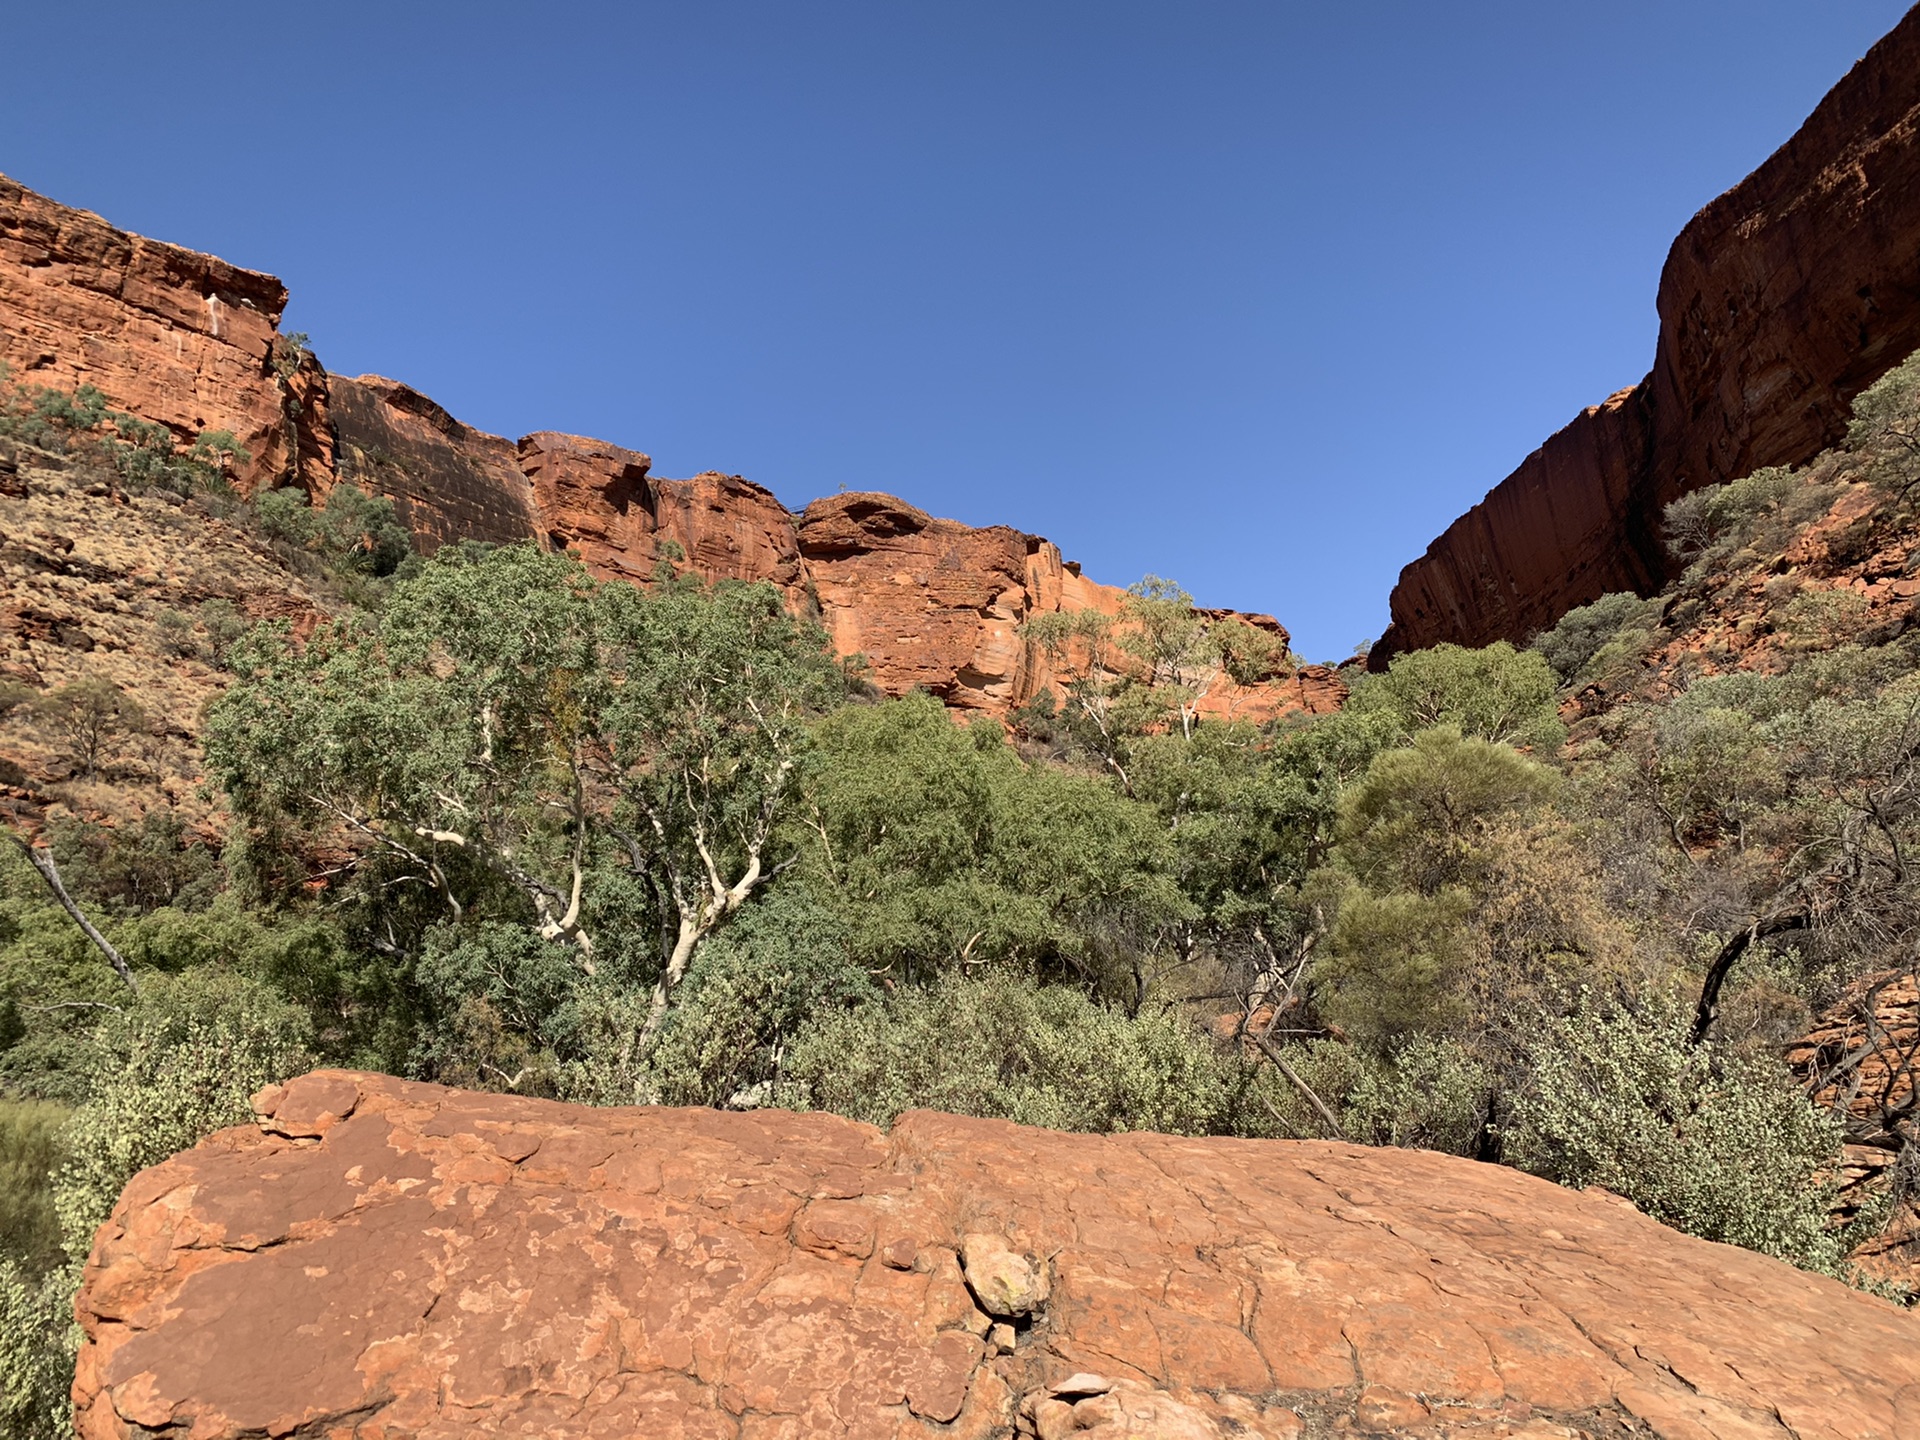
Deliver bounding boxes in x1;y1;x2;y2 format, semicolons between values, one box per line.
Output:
73;1072;1920;1439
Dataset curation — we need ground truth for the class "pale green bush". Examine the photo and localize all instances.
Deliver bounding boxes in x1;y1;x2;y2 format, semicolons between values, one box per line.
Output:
0;975;305;1440
1507;992;1849;1273
1530;592;1660;685
0;1256;72;1440
53;973;311;1258
1343;1036;1492;1153
785;972;1233;1135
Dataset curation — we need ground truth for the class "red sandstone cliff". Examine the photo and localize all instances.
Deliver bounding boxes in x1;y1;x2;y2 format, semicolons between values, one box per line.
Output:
0;175;291;491
1377;5;1920;663
0;170;1339;721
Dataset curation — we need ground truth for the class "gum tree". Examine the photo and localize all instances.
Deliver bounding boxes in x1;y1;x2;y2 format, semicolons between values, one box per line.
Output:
205;545;844;1038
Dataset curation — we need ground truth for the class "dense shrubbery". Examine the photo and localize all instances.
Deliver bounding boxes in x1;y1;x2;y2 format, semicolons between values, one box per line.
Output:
0;370;248;499
784;970;1239;1134
7;352;1920;1436
1506;990;1852;1271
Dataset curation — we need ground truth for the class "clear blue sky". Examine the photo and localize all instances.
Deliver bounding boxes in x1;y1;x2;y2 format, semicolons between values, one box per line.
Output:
3;3;1910;660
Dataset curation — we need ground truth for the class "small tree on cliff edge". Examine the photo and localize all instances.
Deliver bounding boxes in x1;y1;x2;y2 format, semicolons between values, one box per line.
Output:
1022;576;1291;789
204;544;845;1042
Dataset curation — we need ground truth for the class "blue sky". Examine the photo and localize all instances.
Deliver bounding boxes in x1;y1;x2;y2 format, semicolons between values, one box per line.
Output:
3;3;1910;660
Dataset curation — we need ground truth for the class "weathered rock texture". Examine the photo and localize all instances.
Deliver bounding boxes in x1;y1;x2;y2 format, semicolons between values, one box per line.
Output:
0;172;1335;721
1377;5;1920;663
1788;970;1920;1296
0;175;291;491
73;1071;1920;1439
0;439;329;833
520;432;807;600
793;492;1342;718
325;374;536;549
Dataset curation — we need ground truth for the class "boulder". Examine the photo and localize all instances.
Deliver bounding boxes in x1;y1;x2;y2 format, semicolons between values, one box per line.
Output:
72;1070;1920;1438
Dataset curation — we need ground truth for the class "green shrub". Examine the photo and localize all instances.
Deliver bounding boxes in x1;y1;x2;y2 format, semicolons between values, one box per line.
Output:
152;608;196;658
0;1256;72;1440
0;1104;66;1276
1507;991;1851;1274
252;484;412;580
1530;592;1660;685
252;486;317;547
797;693;1190;994
195;598;250;667
1343;1036;1492;1154
47;812;220;917
0;976;307;1440
53;972;311;1260
1333;726;1560;895
1316;884;1474;1050
1845;349;1920;501
1345;642;1566;752
623;894;871;1108
785;971;1232;1135
407;922;581;1095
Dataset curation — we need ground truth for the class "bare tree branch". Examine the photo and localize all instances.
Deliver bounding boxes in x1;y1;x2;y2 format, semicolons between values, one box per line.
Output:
6;830;137;990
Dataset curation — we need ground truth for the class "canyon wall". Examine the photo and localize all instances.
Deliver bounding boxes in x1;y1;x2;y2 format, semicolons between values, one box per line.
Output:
0;173;1340;721
1376;4;1920;663
0;175;291;490
70;1070;1920;1439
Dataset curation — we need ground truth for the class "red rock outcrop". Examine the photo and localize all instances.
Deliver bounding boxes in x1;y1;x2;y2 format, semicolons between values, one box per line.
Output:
793;493;1345;719
1377;5;1920;664
0;174;289;490
324;374;537;549
1788;970;1920;1295
796;493;1045;711
72;1070;1920;1439
0;170;1336;721
520;433;807;600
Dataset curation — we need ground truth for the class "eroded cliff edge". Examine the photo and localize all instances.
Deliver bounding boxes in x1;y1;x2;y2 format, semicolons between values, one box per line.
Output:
1375;4;1920;663
0;176;1341;721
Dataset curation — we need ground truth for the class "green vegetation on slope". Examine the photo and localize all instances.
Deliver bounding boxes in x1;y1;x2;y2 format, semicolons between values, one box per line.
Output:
5;354;1920;1436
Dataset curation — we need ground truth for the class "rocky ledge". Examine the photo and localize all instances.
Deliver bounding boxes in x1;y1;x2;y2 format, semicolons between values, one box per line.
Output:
72;1071;1920;1439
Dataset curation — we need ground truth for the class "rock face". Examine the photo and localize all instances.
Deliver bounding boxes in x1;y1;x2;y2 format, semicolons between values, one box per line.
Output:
792;492;1344;718
324;375;536;549
0;171;1335;721
73;1071;1920;1439
1788;970;1920;1295
1377;6;1920;663
0;175;290;491
520;432;807;600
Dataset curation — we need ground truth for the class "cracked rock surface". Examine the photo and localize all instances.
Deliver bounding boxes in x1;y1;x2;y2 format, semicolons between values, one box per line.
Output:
72;1071;1920;1438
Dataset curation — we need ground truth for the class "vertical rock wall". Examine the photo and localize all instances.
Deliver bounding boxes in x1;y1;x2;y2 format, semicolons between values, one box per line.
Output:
0;172;1337;720
1376;4;1920;662
0;175;289;491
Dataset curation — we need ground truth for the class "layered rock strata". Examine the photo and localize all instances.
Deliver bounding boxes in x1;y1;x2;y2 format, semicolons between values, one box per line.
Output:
0;175;290;491
1377;5;1920;662
0;173;1337;721
72;1070;1920;1439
